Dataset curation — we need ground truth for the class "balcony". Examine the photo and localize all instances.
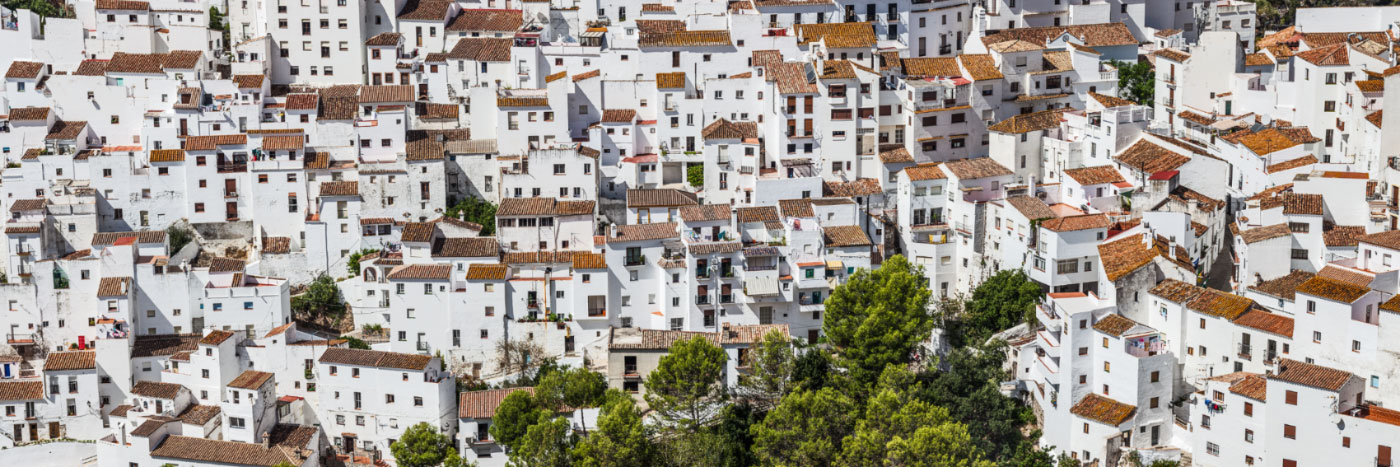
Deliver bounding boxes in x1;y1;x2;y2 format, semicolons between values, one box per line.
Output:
695;294;711;305
1238;343;1252;360
587;308;605;317
625;255;647;267
217;163;247;173
720;294;734;304
6;333;35;345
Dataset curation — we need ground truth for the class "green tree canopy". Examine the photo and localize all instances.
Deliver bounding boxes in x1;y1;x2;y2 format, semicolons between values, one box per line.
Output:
446;197;499;235
571;394;658;467
166;224;195;253
644;335;729;430
291;274;343;318
686;163;704;187
536;366;607;413
735;329;796;411
491;390;546;451
750;387;856;467
917;341;1034;461
822;254;935;386
1110;59;1155;107
951;269;1042;348
389;422;472;467
508;414;574;467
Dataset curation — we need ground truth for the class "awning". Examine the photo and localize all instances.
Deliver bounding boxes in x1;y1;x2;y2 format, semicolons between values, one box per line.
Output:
745;277;780;296
826;260;844;269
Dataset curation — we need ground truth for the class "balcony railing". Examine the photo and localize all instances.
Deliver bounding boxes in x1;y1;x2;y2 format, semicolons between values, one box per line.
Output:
1238;343;1252;360
587;308;605;317
625;255;646;267
695;294;711;305
5;333;35;345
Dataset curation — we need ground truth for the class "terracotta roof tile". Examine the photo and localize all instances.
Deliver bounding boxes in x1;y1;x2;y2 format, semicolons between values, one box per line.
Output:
45;120;87;140
1064;165;1125;185
459;387;534;418
571;252;607;269
823;178;882;197
97;277;132;297
149;435;302;466
464;263;509;280
1115;139;1190;174
601;109;637;123
656;71;686;89
610;222;678;242
679;204;731;222
95;0;149;9
73;60;108;76
700;118;758;140
43;351;96;371
262;135;303;151
958;54;1003;80
0;381;42;401
769;62;818;94
1247;270;1315;300
1069;393;1136;425
639;30;731;48
177;404;222;425
987;108;1071;133
1042;214;1110;232
1184;288;1255;320
319;347;433;370
132;380;184;399
822;225;872;247
387;264;452;280
7;107;50;121
228;370;274;389
432;237;499;257
1098;236;1158;281
1358;229;1400;253
132;334;201;357
879;146;914;164
1232;309;1293;338
447;38;512;61
1296;43;1349;66
982;23;1137;48
736;206;780;224
1295;276;1369;303
1091;314;1137;336
448;8;522;32
1271;358;1354;391
1089;92;1134;108
184;134;247;151
795;22;876;48
318;181;359;197
199;330;235;345
688;241;743;255
207;258;245;273
365;32;402;46
1265;154;1317;174
1153;48;1191;62
5;61;43;79
627;188;697;208
359;85;414;103
942;158;1012;179
397;0;453;21
1149;279;1205;303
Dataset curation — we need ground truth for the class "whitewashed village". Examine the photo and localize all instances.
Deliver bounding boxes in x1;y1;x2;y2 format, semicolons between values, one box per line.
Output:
0;0;1396;465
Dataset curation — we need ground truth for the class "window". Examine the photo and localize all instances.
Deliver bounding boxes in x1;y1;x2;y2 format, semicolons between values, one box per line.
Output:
1244;428;1253;443
1283;424;1296;439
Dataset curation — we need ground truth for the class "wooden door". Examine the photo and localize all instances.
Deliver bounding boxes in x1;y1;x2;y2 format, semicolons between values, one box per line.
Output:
47;422;58;439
